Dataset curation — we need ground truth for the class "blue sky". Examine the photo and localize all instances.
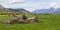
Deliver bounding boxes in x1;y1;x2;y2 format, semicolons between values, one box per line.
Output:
0;0;60;12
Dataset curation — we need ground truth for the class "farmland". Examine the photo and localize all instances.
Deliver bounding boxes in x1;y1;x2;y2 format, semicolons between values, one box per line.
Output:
0;15;60;30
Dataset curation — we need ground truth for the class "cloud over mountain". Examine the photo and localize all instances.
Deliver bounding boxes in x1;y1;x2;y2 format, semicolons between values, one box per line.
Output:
0;0;60;12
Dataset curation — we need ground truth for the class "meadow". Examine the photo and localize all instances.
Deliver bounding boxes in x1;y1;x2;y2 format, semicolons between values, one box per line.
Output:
0;14;60;30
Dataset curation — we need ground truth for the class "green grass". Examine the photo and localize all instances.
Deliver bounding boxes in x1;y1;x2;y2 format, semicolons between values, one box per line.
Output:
0;15;60;30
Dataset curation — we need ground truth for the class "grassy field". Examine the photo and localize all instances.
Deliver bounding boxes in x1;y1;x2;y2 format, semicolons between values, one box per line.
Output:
0;15;60;30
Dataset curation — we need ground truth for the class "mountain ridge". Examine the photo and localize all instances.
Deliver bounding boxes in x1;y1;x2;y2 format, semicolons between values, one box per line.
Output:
32;7;60;14
0;5;30;14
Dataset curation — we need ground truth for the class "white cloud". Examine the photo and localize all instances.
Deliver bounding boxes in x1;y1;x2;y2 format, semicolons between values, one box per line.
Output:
11;0;24;2
50;2;58;8
25;8;35;12
0;0;25;5
0;0;25;8
51;2;57;7
10;0;25;4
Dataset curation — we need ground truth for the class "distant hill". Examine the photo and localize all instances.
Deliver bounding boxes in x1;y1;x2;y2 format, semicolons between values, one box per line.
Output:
0;5;30;14
0;5;9;12
32;7;60;14
7;8;30;14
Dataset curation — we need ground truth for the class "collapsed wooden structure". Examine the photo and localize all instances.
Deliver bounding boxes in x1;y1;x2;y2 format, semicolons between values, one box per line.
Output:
3;14;38;24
